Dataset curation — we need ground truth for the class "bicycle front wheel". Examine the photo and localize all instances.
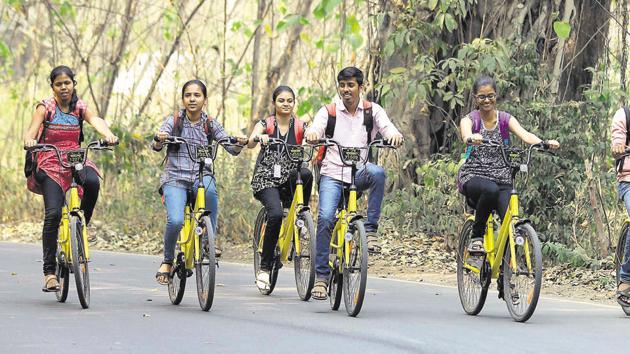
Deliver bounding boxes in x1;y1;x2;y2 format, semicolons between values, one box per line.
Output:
457;219;489;315
342;219;368;317
168;245;187;305
196;216;216;311
294;211;316;301
55;245;69;303
502;222;542;322
70;216;90;309
615;222;630;316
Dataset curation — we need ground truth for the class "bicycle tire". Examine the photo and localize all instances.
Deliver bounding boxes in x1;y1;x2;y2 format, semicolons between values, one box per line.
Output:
70;216;90;309
168;246;187;305
615;222;630;316
503;222;542;322
457;219;489;315
55;252;69;303
293;211;316;301
342;219;368;317
196;216;216;311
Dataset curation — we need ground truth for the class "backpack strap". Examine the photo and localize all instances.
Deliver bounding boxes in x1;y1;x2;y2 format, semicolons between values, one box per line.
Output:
204;115;214;144
324;104;336;138
624;106;630;146
78;107;85;143
264;115;275;136
39;108;54;143
498;111;510;146
171;110;182;136
363;101;374;144
294;118;305;144
470;110;482;133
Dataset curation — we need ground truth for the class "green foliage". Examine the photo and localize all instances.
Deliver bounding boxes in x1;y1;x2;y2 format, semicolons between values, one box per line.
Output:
553;21;571;40
313;0;343;20
0;40;9;61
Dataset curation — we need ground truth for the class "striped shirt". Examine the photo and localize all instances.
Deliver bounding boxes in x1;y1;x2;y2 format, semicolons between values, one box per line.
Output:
155;111;241;189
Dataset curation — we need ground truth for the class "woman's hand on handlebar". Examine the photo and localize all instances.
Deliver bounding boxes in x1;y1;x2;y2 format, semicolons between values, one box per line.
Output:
103;134;119;145
255;134;270;145
24;138;38;149
155;131;169;143
467;133;483;145
546;139;560;150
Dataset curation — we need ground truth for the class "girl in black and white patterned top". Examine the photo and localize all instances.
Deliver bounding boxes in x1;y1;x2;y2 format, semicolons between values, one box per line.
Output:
246;86;312;291
459;76;559;253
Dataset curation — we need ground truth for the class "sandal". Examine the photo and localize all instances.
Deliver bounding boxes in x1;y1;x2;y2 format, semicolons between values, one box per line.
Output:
312;280;328;300
467;238;486;256
366;232;382;254
42;274;60;292
155;262;172;286
256;270;270;291
617;282;630;307
215;245;222;258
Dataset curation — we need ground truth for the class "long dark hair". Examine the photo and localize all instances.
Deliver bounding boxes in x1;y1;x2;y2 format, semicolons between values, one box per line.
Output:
271;85;295;116
49;65;78;112
181;79;208;99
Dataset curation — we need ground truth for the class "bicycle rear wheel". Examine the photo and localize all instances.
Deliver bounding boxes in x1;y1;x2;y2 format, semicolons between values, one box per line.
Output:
196;216;216;311
342;219;368;317
457;219;489;315
70;216;90;309
502;222;542;322
168;246;187;305
615;222;630;316
294;211;316;301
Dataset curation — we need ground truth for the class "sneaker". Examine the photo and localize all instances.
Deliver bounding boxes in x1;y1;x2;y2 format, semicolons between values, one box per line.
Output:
366;231;382;254
256;270;270;291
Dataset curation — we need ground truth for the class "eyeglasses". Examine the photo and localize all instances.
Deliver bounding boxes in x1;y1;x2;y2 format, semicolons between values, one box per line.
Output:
475;94;496;101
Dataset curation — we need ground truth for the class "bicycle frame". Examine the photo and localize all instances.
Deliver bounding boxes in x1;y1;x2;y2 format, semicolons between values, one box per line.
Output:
313;139;394;272
255;139;314;261
162;136;240;270
463;140;548;278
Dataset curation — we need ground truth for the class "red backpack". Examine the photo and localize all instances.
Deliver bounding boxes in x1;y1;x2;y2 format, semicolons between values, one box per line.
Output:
264;115;305;143
313;100;374;166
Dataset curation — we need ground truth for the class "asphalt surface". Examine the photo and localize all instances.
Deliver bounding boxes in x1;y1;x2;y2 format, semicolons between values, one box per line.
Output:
0;241;628;354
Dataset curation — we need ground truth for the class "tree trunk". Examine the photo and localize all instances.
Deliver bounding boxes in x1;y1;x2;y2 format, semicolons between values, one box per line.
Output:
252;0;314;127
100;0;136;120
250;0;266;122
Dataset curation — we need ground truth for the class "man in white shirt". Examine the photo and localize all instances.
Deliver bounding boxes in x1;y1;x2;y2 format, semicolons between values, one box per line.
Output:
305;67;404;300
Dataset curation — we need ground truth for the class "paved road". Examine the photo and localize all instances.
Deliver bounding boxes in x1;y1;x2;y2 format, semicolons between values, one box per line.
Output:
0;242;627;354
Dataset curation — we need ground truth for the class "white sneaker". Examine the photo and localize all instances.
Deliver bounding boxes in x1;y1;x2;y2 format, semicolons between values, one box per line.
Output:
256;270;270;291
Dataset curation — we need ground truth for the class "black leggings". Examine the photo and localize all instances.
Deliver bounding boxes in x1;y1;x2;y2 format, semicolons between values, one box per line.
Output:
36;167;100;275
254;168;312;270
463;177;512;239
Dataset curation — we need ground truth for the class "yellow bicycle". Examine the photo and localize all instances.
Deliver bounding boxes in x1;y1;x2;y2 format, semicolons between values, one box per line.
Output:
252;137;317;299
159;135;241;311
312;138;395;317
457;139;552;322
27;140;117;309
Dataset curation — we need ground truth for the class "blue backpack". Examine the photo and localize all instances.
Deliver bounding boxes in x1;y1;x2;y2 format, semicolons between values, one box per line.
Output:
456;110;511;194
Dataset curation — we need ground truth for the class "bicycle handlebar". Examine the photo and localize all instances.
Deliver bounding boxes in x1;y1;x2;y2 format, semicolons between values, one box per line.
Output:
158;135;242;162
308;138;397;166
253;137;315;163
25;140;119;169
465;138;555;170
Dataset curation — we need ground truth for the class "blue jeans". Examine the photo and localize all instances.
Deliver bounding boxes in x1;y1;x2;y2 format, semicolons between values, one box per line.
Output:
315;163;386;279
162;176;218;263
618;182;630;284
